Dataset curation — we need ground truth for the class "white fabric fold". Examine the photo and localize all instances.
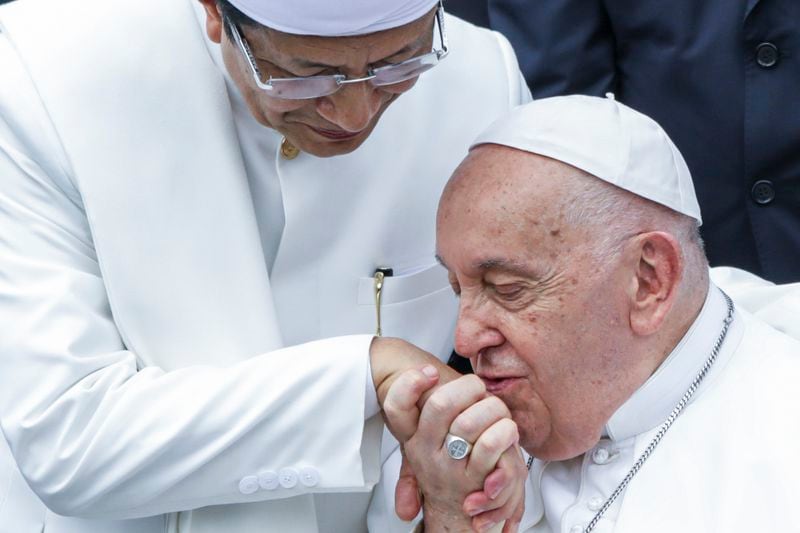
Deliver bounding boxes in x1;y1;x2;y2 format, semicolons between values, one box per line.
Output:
227;0;438;36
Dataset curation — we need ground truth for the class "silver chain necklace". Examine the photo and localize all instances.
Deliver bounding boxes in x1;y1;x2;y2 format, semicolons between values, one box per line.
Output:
579;290;735;533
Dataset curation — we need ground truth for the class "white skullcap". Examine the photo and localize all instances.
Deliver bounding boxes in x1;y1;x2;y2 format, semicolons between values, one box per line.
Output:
472;94;702;223
227;0;439;36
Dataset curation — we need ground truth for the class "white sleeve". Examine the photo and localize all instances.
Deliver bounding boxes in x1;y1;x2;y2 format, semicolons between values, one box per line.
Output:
710;266;800;340
0;34;381;520
367;446;421;533
365;352;381;419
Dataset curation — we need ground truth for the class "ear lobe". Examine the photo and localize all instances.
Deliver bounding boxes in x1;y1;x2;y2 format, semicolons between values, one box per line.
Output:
629;232;683;336
197;0;224;44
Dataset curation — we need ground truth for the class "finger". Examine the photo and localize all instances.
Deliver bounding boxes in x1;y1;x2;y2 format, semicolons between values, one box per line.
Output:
473;486;524;533
471;473;525;533
471;515;505;533
417;374;487;446
462;460;514;515
503;496;525;533
383;366;440;442
449;395;511;448
466;418;519;482
394;448;422;521
469;450;527;532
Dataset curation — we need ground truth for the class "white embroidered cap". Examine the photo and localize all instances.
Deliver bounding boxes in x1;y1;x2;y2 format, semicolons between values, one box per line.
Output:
226;0;439;36
471;94;703;223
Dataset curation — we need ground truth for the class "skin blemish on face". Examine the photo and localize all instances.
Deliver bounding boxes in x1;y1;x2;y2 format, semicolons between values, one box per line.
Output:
550;228;560;237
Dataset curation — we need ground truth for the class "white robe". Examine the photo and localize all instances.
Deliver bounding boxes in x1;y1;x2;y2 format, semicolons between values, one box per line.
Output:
0;0;530;531
517;276;800;533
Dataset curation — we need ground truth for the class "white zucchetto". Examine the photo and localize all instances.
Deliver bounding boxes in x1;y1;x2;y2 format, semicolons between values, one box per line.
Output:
472;94;703;223
226;0;439;36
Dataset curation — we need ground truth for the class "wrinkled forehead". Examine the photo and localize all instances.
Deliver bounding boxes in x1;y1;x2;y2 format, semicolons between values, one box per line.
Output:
440;146;575;216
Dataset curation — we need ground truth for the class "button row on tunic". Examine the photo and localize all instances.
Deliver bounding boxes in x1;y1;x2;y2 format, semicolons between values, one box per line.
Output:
281;137;300;160
238;466;320;494
591;445;618;465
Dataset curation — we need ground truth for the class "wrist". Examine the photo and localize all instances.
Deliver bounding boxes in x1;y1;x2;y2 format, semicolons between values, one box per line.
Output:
370;337;434;403
421;503;474;533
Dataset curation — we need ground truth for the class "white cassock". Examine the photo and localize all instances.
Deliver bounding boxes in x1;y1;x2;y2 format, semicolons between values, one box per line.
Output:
0;0;530;532
514;271;800;533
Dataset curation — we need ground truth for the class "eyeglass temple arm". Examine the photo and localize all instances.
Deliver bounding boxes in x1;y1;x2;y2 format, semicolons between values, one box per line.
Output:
435;0;449;59
226;18;275;91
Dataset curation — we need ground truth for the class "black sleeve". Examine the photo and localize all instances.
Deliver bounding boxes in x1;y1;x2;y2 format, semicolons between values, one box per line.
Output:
488;0;617;98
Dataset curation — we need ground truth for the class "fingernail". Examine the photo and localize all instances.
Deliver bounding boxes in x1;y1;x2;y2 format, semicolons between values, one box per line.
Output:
421;365;438;378
467;505;486;517
478;521;497;532
488;483;503;500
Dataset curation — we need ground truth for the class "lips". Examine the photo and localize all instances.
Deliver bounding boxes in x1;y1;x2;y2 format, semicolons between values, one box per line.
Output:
307;125;363;140
479;375;524;394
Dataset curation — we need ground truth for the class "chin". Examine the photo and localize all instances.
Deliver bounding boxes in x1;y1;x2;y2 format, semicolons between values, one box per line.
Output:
523;431;604;462
281;127;371;158
302;137;366;158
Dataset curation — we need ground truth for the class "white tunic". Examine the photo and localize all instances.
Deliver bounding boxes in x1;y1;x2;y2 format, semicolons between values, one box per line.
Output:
0;0;529;532
519;278;800;533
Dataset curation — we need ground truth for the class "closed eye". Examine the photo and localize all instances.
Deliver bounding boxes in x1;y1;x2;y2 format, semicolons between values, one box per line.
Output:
491;284;524;300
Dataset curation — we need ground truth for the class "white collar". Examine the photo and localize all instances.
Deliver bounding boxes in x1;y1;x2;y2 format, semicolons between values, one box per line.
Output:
604;282;737;442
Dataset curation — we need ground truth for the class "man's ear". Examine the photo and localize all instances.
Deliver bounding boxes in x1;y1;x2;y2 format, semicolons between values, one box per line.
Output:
627;231;683;336
197;0;223;44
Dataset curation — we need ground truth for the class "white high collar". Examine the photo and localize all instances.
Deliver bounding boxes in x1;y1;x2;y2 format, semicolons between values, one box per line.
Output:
604;282;734;442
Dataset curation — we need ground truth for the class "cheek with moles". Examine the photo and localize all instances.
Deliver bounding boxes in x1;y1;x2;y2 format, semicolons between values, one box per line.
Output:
437;147;636;461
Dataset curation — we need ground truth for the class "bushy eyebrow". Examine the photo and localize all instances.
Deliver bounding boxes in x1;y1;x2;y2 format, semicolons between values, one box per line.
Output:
435;255;543;280
476;258;542;279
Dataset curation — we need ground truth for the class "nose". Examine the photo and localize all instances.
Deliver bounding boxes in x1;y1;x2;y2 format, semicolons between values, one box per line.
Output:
315;80;384;133
453;299;505;359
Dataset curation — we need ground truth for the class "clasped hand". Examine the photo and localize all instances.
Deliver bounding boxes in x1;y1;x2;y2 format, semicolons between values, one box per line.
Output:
384;366;527;533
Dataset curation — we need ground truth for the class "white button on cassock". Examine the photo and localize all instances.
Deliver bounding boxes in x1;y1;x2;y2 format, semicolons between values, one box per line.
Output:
279;467;299;488
300;466;320;487
592;447;611;464
259;471;279;490
588;495;604;512
238;475;259;495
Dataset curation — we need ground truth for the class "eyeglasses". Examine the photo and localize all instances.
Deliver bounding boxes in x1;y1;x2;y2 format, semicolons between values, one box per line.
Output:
226;1;449;100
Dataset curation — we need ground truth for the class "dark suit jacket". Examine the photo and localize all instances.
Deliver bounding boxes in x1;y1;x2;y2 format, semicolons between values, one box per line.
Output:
489;0;800;283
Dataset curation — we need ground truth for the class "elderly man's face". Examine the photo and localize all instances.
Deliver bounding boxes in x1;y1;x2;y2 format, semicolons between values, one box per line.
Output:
213;7;435;158
436;146;648;461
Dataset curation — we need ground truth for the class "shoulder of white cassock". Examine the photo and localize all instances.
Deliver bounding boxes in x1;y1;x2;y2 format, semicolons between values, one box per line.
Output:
711;266;800;341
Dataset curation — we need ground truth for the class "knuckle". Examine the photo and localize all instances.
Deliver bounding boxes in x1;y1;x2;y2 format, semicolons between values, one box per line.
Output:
425;393;453;416
463;374;486;393
485;395;511;417
451;415;477;437
383;399;402;420
498;417;519;440
479;433;504;454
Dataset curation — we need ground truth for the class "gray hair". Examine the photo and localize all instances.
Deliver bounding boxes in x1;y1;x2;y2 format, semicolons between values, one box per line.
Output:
559;167;708;288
